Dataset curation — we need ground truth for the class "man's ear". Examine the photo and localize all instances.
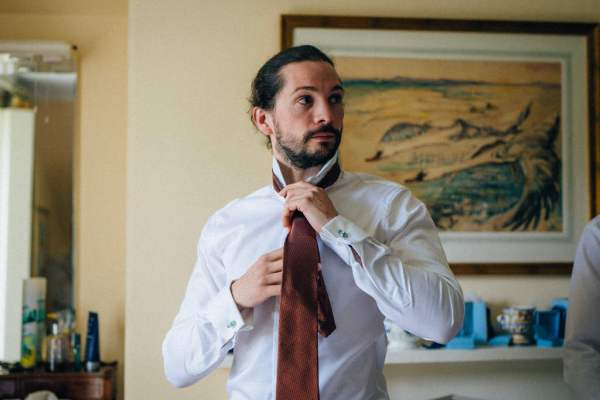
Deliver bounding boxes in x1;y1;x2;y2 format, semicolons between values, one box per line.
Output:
252;107;274;137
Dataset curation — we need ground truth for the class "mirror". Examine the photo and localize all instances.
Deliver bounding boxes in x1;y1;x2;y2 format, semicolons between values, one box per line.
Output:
0;41;77;361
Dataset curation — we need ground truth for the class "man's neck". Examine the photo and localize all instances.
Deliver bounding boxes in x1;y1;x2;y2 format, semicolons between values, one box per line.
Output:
277;158;321;184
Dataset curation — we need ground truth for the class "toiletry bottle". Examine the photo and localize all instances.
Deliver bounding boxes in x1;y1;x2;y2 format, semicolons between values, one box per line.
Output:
71;332;82;371
84;311;100;372
21;277;47;369
46;321;68;372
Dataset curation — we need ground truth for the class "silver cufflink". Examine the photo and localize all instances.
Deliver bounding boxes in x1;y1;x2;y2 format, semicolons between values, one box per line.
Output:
337;229;349;239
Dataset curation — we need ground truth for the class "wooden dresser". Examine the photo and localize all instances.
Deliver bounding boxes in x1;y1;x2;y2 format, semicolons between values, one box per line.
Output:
0;366;116;400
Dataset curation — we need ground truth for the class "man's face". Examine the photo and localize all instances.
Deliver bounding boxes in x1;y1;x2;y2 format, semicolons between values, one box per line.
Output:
268;61;344;169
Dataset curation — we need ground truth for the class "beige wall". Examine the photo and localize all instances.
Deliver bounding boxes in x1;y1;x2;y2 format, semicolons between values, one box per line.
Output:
128;1;599;399
0;5;127;399
6;0;596;398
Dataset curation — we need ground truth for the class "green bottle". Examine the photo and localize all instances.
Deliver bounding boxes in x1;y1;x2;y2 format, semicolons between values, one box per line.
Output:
71;332;82;371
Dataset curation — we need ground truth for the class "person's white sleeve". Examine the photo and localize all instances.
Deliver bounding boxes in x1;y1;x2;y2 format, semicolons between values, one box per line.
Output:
564;216;600;399
320;190;464;344
162;215;253;388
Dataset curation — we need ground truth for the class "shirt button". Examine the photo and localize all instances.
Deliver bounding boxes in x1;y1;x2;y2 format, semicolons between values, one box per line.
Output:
227;321;237;328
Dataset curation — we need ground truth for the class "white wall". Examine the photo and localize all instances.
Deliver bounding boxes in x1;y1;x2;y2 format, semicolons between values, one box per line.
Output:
127;1;599;398
385;360;571;400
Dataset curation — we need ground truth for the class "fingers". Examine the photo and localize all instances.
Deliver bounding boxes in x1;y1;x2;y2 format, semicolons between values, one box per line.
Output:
264;271;282;285
265;284;281;298
281;193;313;224
278;181;314;197
260;249;283;274
281;184;326;216
267;258;283;273
281;185;321;203
280;183;324;231
285;193;314;210
262;248;283;261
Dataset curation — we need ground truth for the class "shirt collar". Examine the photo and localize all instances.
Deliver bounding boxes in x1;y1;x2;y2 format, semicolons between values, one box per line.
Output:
272;152;339;187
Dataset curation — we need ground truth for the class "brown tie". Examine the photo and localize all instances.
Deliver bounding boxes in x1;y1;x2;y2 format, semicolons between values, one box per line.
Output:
274;162;339;400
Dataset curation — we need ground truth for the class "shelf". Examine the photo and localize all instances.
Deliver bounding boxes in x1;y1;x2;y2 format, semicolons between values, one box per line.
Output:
384;345;564;364
219;346;563;368
0;366;116;400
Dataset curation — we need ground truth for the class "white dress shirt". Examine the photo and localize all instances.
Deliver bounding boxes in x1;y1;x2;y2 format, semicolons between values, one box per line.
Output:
564;215;600;400
162;155;464;399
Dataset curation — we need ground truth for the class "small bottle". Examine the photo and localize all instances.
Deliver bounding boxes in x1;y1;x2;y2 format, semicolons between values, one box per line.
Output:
85;312;100;372
46;321;69;372
71;332;82;372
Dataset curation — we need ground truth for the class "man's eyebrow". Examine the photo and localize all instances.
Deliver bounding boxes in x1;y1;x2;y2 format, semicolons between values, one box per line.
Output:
291;84;345;94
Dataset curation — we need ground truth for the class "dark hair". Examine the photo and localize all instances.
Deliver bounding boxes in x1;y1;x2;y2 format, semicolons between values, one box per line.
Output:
249;45;334;148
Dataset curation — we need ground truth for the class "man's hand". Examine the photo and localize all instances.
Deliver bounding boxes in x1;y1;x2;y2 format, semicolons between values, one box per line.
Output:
231;248;283;309
279;182;338;232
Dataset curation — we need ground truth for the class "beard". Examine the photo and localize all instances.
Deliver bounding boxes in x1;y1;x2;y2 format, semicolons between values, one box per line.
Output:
274;123;342;169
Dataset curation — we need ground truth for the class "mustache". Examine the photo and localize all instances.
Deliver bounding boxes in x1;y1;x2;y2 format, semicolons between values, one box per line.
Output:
303;124;342;143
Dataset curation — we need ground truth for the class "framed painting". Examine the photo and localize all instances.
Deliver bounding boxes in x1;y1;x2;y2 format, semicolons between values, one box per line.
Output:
282;15;600;274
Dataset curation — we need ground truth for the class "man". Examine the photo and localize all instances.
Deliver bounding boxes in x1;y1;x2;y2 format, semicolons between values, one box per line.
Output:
564;215;600;399
162;45;464;399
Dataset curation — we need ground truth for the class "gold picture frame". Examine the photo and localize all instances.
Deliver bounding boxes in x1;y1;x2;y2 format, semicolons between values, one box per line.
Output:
282;15;600;274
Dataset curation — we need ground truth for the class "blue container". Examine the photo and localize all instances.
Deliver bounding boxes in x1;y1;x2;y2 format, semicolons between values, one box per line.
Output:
551;298;569;339
534;309;563;347
85;312;100;372
488;334;511;347
446;300;488;349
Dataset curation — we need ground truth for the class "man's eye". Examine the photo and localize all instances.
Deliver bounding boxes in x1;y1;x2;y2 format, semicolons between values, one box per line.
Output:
298;95;313;105
330;94;343;104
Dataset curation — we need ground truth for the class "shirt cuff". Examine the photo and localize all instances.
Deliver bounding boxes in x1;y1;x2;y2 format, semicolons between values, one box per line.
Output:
320;215;369;266
205;283;254;345
321;215;369;244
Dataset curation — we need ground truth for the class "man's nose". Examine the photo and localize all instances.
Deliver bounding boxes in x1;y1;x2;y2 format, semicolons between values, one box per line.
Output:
314;100;334;125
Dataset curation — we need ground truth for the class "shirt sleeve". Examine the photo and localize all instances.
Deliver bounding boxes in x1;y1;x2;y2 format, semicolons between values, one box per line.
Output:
564;217;600;398
162;215;253;388
319;189;464;344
